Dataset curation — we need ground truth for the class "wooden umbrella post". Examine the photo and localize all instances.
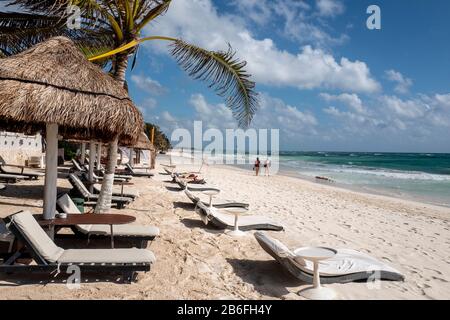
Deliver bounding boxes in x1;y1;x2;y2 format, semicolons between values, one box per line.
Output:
129;148;134;168
80;142;86;164
89;140;96;192
97;143;102;170
43;123;58;220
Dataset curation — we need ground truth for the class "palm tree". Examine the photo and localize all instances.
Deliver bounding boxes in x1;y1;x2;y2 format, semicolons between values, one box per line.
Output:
0;0;258;212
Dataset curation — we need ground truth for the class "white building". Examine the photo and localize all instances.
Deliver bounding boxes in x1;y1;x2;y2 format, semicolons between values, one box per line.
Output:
0;131;44;166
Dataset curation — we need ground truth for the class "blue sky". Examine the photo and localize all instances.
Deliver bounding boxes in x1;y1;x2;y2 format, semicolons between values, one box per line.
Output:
2;0;450;152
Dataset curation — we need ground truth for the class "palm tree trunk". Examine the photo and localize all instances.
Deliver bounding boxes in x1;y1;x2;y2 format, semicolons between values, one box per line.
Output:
95;54;129;213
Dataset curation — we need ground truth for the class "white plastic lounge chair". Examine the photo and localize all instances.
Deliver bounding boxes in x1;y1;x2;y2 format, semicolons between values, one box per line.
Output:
0;184;5;190
195;201;284;231
125;163;154;178
57;194;159;248
163;167;175;177
184;189;249;209
254;231;404;284
174;174;211;191
1;211;155;282
67;174;132;209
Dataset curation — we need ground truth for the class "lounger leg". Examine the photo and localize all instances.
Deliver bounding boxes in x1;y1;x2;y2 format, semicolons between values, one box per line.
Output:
139;240;148;249
123;271;138;283
4;251;21;265
110;225;114;248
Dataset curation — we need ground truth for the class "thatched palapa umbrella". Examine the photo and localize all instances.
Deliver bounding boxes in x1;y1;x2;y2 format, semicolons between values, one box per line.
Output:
123;132;156;168
0;37;143;219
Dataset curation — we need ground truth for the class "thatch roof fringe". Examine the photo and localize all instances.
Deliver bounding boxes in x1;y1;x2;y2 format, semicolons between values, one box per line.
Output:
0;37;143;144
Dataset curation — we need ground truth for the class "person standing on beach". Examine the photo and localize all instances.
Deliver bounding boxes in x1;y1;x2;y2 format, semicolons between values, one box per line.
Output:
264;158;271;176
254;157;261;176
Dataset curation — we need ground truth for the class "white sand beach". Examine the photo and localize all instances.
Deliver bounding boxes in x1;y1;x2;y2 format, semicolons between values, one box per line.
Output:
0;160;449;300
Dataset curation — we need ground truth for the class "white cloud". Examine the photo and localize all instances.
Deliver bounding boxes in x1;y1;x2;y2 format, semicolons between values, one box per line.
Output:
323;106;385;130
385;70;413;94
151;91;450;151
231;0;274;26
189;94;236;129
316;0;344;17
433;93;450;108
320;93;368;114
250;93;318;139
137;97;158;120
145;0;379;93
151;92;318;147
322;93;450;144
381;95;427;119
161;111;177;123
131;74;168;96
232;0;347;47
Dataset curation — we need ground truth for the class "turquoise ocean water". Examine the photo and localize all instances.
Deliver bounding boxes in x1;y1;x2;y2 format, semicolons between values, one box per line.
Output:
277;152;450;207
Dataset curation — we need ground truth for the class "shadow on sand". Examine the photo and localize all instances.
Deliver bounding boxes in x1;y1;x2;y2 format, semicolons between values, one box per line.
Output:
179;218;226;235
173;201;195;210
0;184;70;201
165;186;182;192
0;272;133;286
226;258;304;298
0;237;147;286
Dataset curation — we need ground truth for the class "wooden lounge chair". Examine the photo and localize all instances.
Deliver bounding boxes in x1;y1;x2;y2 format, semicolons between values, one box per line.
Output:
97;167;133;181
68;174;132;209
0;173;27;183
0;211;155;282
81;171;126;184
195;201;284;231
125;164;154;178
71;159;86;173
184;189;249;209
92;184;139;199
81;159;128;176
254;231;404;284
0;221;14;258
57;194;159;248
0;164;44;180
82;161;133;181
82;166;130;183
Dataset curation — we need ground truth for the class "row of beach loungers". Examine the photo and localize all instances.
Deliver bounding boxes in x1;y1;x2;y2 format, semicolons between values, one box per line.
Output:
166;166;404;284
0;161;44;183
0;161;404;285
0;159;159;282
72;159;154;179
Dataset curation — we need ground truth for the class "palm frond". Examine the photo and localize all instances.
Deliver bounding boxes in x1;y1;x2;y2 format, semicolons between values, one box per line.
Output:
10;0;69;13
136;0;171;32
170;40;258;128
0;12;115;57
0;12;66;55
